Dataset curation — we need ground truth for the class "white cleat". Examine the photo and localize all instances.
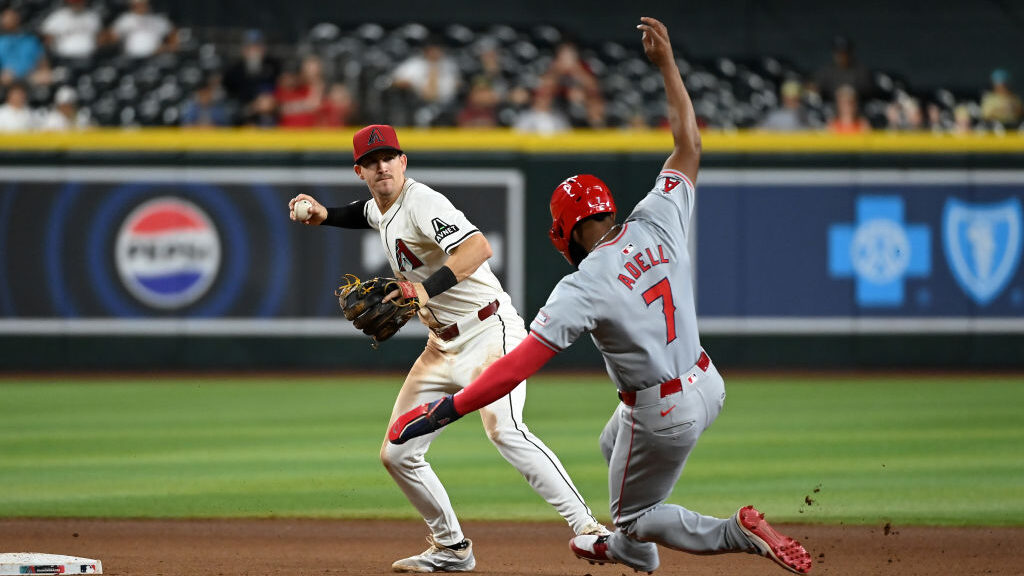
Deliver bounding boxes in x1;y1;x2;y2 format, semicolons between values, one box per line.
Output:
392;536;476;573
578;522;613;536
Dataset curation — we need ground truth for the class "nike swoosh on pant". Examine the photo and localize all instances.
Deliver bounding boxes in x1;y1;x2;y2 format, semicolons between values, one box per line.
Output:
660;405;676;417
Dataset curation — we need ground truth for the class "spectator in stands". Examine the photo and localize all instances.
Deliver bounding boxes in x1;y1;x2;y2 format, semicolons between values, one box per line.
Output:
513;84;569;134
181;76;231;127
392;35;461;108
980;68;1022;128
108;0;177;59
814;35;872;102
0;82;34;131
885;92;924;131
38;85;91;130
541;39;602;110
39;0;102;61
624;109;650;129
953;104;974;135
758;79;809;131
317;81;356;127
223;29;281;114
827;84;869;134
241;89;277;127
470;37;510;100
925;102;949;133
275;55;325;128
457;76;500;128
0;7;50;87
581;92;608;128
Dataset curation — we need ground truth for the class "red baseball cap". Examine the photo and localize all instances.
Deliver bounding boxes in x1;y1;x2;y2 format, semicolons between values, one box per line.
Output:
353;124;403;165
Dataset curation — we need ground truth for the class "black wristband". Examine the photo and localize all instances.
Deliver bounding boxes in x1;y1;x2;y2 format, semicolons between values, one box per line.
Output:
322;200;371;229
422;265;458;298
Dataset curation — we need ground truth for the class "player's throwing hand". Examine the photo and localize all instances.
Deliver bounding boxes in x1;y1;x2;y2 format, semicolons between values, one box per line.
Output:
287;194;327;225
638;17;674;68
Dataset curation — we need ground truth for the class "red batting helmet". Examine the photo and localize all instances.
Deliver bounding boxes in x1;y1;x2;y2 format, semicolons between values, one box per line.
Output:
548;174;617;265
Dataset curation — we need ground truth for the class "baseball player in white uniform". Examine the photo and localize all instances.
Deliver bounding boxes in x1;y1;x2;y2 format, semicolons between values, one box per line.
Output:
389;18;813;575
288;124;607;572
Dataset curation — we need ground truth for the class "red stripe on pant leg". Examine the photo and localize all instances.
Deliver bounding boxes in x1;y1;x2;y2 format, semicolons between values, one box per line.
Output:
615;407;637;524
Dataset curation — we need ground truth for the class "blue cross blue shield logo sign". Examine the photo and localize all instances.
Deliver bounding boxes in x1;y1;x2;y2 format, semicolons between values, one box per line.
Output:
942;197;1023;306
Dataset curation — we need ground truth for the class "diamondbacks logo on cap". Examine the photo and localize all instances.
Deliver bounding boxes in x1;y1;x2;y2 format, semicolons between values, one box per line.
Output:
367;127;384;145
431;218;459;243
115;197;221;309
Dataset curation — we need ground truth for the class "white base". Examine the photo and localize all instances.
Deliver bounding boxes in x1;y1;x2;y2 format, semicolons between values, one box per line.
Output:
0;553;102;575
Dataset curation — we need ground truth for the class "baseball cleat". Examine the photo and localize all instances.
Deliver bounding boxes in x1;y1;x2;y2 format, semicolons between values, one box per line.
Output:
736;506;812;574
569;534;618;566
577;521;613;536
391;536;475;573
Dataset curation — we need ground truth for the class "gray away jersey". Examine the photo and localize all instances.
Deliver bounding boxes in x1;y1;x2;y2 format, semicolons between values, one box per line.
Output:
530;169;700;392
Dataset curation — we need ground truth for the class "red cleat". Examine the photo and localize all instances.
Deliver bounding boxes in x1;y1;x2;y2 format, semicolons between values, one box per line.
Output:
569;534;618;566
737;506;813;574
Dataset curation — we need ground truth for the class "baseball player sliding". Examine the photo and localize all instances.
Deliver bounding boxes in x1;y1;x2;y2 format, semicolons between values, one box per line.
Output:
389;17;813;574
288;124;608;572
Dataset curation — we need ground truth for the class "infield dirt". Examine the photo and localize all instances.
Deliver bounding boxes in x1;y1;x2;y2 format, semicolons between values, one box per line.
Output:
1;519;1020;575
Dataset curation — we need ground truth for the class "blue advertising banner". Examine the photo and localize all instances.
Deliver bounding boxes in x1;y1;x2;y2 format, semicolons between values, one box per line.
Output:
0;167;524;336
695;170;1024;333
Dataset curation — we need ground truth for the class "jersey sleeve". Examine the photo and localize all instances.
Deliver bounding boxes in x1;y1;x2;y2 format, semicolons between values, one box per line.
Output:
407;185;480;253
630;168;697;237
40;11;61;35
111;14;132;37
362;199;377;230
528;271;598;352
156;15;172;37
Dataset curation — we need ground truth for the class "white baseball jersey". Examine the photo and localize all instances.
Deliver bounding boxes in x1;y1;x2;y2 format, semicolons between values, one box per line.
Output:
362;177;514;328
373;176;603;543
530;168;701;392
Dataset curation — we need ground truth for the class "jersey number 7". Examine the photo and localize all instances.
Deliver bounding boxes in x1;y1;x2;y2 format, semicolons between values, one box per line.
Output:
642;278;677;344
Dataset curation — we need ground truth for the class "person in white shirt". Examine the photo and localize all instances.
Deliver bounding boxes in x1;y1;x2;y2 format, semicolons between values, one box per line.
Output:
513;86;570;134
392;37;461;108
0;83;35;131
39;0;102;60
109;0;176;59
39;85;91;130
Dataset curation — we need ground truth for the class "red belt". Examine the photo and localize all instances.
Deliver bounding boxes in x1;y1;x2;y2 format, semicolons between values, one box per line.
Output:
436;300;500;341
618;350;710;407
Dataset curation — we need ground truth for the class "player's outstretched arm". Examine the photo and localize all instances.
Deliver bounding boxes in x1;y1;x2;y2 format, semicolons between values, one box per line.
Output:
638;17;701;183
389;335;558;444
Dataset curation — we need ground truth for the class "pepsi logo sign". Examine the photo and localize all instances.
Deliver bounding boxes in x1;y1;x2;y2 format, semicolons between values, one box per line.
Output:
115;197;221;309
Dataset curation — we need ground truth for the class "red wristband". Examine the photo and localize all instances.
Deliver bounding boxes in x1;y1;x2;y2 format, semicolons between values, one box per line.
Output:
397;281;419;301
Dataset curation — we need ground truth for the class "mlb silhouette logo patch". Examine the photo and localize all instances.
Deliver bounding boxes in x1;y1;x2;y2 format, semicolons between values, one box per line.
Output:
621;243;635;255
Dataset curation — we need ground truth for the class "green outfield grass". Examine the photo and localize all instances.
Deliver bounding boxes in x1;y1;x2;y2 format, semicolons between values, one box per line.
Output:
1;374;1021;526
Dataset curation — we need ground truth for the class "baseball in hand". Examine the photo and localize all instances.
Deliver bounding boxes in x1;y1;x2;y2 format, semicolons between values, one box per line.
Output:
294;199;313;222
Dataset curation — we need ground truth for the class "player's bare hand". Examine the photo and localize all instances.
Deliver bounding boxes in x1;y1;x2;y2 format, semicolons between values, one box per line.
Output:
638;17;674;69
382;281;429;307
288;194;327;225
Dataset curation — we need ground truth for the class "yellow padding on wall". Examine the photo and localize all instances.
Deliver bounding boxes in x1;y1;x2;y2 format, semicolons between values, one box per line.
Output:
0;128;1022;153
